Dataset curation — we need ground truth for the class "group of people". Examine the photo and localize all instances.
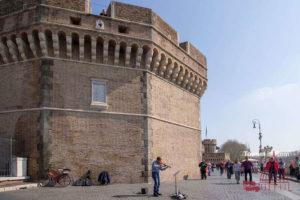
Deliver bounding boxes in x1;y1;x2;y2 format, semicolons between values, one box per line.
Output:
199;156;297;185
150;155;300;197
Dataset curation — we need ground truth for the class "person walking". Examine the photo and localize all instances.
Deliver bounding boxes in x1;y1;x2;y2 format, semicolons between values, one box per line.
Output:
225;160;233;179
207;162;212;176
278;158;285;179
199;160;208;180
151;157;170;197
295;157;300;181
266;157;279;185
241;156;253;182
233;160;241;184
219;161;225;176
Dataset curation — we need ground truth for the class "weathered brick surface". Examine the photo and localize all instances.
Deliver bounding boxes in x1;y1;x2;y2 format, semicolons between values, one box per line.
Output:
46;0;86;12
0;61;40;111
148;74;200;128
48;111;146;183
148;74;201;181
0;0;38;17
149;119;201;181
111;2;152;24
51;60;145;114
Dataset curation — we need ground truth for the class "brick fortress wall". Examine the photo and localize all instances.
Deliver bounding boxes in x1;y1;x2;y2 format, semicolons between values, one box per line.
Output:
0;1;207;183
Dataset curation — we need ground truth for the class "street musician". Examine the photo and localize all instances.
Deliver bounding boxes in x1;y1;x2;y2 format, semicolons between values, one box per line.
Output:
151;157;171;197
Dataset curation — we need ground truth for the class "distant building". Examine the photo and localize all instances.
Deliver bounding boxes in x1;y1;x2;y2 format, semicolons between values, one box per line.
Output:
202;139;230;163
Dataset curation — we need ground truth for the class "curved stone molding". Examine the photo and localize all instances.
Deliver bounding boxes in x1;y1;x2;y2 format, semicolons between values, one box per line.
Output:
0;29;207;97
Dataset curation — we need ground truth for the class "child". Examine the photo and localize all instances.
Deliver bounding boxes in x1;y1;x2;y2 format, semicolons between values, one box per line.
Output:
234;160;241;184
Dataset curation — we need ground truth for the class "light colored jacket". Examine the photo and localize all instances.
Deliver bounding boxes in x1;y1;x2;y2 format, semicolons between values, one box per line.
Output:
233;163;241;172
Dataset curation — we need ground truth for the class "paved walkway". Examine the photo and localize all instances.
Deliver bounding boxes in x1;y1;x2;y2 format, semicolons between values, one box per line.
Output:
0;173;299;200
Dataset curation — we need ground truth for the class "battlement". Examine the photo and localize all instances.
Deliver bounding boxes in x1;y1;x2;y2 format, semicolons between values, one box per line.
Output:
203;139;217;145
0;1;207;96
0;0;91;16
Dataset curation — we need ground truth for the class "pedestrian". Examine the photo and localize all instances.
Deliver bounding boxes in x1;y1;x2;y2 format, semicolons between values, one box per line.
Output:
295;157;300;181
259;161;264;172
265;157;279;185
278;158;285;179
233;159;241;184
211;163;215;172
207;161;212;176
199;160;208;180
216;163;220;171
241;156;253;182
225;160;233;179
219;161;225;176
151;157;170;197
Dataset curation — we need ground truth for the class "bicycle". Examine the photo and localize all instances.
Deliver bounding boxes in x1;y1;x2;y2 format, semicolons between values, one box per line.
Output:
39;168;72;187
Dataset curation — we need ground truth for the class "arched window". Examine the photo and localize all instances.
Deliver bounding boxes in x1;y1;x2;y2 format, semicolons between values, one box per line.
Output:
96;37;104;63
141;45;150;68
21;32;34;59
45;30;54;57
108;40;116;65
119;42;126;66
150;48;158;71
84;35;92;62
32;30;42;57
130;44;138;67
58;32;67;58
71;33;80;60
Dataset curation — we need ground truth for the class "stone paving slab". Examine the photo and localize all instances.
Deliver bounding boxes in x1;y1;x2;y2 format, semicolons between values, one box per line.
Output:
0;173;297;200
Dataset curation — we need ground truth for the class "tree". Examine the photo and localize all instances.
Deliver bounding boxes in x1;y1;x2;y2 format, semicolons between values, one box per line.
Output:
220;140;249;161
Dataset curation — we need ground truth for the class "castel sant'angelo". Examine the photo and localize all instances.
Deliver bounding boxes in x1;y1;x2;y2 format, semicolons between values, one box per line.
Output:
0;0;207;183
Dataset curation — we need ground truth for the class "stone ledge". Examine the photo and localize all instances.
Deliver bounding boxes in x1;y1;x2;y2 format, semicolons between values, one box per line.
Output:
0;176;30;182
0;183;37;193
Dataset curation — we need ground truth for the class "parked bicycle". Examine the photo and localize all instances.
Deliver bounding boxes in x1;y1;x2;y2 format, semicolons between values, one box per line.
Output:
39;168;72;187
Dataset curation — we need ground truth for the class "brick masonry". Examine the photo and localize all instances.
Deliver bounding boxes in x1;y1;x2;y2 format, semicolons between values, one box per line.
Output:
0;1;207;183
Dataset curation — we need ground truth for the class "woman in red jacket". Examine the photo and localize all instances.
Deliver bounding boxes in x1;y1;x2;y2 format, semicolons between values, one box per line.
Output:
265;157;279;185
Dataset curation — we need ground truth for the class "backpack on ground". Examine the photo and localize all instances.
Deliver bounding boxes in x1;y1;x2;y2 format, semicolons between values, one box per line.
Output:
98;171;110;185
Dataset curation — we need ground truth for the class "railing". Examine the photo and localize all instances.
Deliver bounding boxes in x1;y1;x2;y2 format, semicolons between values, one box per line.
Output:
0;137;13;177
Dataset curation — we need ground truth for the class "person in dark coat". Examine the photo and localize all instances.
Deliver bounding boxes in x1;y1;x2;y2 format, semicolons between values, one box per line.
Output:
241;156;253;182
225;160;234;179
199;160;208;180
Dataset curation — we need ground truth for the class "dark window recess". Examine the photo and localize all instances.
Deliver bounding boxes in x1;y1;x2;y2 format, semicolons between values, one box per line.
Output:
118;25;129;34
70;17;81;26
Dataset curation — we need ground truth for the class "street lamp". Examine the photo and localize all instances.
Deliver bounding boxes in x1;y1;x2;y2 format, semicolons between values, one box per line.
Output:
252;119;263;155
263;145;273;158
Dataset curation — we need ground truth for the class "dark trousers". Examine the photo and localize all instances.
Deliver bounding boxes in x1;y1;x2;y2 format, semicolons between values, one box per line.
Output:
295;168;300;180
227;170;232;179
152;172;160;195
201;170;207;180
220;168;224;175
269;171;277;183
244;169;252;182
279;169;285;179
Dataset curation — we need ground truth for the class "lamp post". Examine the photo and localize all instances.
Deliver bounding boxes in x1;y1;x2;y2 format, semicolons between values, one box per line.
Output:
263;145;273;158
252;119;263;155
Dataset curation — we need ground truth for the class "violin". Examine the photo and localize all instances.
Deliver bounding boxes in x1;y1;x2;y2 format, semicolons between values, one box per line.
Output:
162;163;171;168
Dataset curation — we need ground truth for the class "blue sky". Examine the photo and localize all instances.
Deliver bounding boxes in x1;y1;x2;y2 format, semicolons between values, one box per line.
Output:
91;0;300;154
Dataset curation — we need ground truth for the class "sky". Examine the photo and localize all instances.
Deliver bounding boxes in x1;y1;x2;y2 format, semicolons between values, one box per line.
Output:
91;0;300;154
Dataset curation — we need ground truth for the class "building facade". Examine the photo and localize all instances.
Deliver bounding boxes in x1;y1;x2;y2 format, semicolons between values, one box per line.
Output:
202;139;230;164
0;0;207;183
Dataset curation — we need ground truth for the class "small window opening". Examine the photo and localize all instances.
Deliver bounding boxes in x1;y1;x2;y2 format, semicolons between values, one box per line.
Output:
118;25;129;34
70;17;81;26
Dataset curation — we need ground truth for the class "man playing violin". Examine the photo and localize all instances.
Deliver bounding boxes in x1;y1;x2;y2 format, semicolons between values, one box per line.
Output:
152;157;171;197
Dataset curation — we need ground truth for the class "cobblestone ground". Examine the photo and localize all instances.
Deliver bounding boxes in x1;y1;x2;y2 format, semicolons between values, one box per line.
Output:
0;173;298;200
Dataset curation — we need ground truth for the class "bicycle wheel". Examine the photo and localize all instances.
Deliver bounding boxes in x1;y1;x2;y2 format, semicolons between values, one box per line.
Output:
58;175;71;187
